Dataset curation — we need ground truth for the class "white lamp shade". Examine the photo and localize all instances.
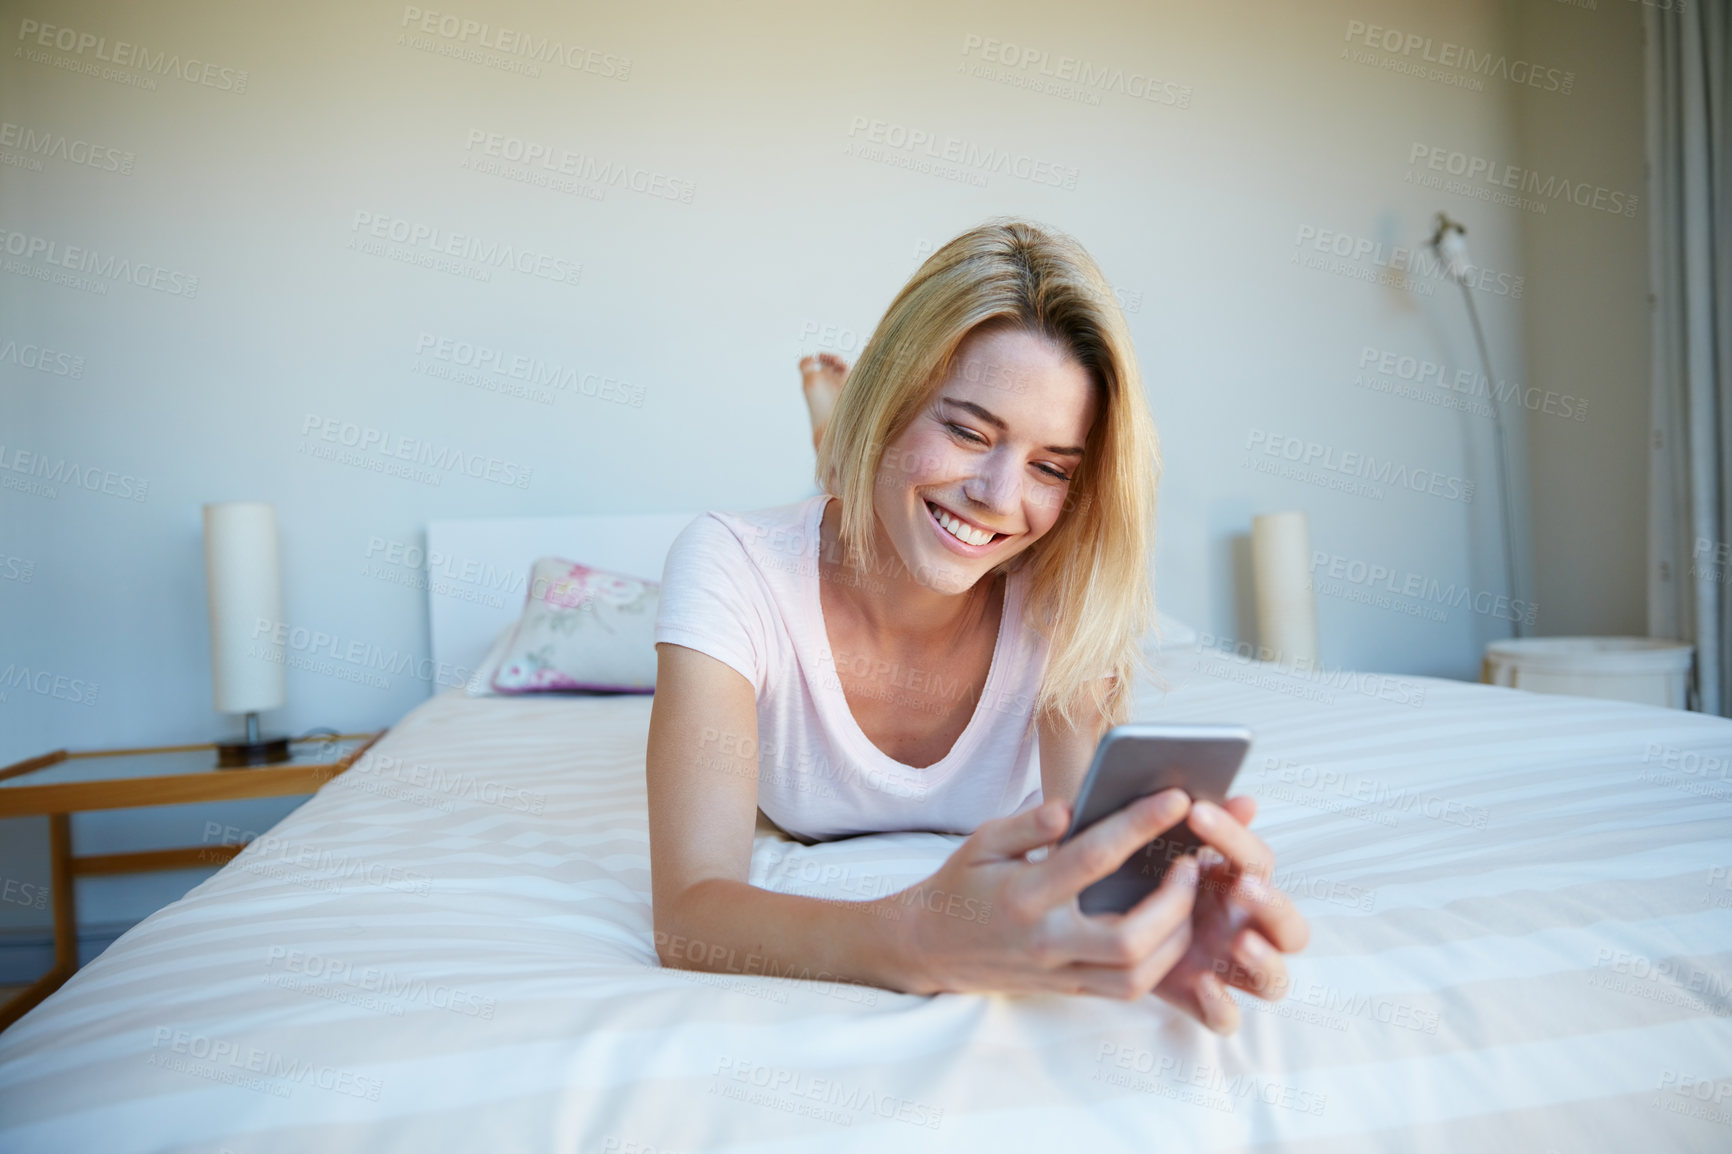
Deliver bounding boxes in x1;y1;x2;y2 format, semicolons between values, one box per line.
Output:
1252;510;1320;667
1438;229;1473;281
203;501;285;714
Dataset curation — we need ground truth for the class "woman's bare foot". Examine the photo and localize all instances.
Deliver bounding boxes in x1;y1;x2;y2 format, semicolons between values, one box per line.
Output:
800;352;849;451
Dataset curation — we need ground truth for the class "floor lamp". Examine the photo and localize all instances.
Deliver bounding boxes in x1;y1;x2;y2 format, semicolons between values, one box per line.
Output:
1428;213;1525;639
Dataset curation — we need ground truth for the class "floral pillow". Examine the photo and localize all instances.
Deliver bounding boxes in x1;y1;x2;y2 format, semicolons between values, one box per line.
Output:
489;557;659;694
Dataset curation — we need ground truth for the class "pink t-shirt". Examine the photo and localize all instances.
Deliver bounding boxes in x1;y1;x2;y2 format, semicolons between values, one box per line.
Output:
653;494;1048;841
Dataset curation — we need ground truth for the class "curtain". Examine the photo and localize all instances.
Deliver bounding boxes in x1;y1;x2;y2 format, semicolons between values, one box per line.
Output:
1648;1;1731;714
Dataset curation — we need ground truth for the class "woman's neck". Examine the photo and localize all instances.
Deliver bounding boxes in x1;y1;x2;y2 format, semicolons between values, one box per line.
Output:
818;496;998;646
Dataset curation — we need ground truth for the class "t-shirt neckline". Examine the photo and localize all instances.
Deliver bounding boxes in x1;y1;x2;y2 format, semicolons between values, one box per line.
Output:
803;494;1015;781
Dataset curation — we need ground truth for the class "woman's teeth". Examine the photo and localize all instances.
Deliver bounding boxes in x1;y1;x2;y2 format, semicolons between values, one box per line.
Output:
929;501;996;547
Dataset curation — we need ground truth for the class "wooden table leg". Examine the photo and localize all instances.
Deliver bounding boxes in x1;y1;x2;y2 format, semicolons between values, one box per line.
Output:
0;814;79;1033
49;813;75;973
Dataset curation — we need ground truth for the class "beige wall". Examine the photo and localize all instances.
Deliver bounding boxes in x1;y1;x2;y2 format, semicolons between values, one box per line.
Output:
1509;0;1651;636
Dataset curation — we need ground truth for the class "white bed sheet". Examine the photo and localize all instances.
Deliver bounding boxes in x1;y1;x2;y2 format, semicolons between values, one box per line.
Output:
2;648;1730;1152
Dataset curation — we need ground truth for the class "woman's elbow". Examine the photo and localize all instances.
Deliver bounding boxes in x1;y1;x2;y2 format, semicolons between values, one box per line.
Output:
650;883;717;970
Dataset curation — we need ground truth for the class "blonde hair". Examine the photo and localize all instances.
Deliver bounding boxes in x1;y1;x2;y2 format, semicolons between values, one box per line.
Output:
815;217;1161;731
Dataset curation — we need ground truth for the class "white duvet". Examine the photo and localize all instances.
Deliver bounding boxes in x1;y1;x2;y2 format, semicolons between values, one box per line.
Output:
2;647;1730;1152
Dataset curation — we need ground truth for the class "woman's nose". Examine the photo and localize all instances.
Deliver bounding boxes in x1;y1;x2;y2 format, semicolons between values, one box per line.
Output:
963;453;1019;513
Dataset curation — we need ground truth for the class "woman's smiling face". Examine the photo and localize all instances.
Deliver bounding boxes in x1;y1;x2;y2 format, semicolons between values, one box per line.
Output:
874;323;1099;595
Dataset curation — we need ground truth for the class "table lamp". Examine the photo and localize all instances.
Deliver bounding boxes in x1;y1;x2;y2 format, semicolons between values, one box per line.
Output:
1252;510;1321;668
204;501;291;766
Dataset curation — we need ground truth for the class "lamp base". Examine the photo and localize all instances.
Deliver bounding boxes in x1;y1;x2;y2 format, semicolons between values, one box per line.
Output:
216;735;292;768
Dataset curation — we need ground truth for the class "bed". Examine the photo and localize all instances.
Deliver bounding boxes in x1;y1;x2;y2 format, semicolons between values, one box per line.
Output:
1;512;1729;1153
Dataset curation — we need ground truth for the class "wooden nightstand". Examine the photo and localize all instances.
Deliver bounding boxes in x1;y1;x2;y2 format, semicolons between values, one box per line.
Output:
0;731;384;1031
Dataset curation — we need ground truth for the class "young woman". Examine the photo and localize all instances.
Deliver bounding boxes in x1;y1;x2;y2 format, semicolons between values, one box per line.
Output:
646;219;1307;1033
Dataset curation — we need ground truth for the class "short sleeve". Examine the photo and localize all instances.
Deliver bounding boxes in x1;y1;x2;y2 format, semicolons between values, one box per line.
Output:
653;514;771;694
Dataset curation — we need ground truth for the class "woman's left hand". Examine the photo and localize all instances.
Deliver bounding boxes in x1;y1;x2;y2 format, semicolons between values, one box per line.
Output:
1152;796;1310;1034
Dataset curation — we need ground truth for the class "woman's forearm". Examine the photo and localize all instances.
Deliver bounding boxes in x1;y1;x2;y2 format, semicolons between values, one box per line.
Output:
654;877;929;993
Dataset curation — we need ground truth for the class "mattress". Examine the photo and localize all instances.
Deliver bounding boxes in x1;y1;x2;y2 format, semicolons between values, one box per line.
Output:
1;646;1729;1152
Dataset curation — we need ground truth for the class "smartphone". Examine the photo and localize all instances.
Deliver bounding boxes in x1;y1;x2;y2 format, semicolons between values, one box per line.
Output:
1060;723;1253;915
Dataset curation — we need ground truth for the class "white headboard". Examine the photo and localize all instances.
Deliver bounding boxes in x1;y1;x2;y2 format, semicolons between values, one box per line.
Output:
425;512;698;674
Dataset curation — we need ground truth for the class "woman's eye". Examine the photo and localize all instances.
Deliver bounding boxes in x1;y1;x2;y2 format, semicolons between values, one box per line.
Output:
943;419;1069;481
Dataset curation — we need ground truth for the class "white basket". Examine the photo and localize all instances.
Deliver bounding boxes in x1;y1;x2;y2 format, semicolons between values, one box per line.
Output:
1481;636;1694;710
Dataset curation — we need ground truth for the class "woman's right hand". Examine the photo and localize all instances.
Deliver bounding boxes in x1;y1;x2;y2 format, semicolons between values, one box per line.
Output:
885;789;1200;999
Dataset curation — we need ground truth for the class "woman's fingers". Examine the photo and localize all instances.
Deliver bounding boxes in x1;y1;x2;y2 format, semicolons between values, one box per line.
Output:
1196;969;1243;1034
1237;871;1311;954
1189;804;1311;954
1017;790;1190;913
1222;794;1256;826
1220;928;1289;1000
1064;853;1199;966
920;790;1307;1010
1187;799;1274;881
1058;916;1195;1000
968;799;1072;860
